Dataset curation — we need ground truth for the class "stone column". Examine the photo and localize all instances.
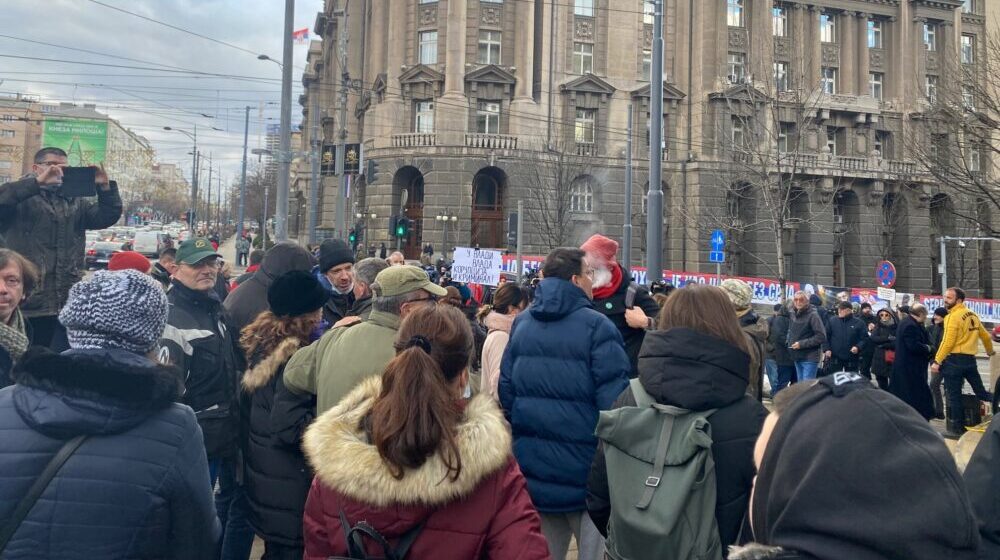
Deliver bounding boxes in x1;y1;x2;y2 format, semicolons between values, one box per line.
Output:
890;16;903;101
792;4;807;90
841;12;857;94
514;5;535;101
857;13;870;97
368;0;388;80
443;0;468;97
385;0;407;101
912;17;928;105
808;6;822;90
939;20;955;84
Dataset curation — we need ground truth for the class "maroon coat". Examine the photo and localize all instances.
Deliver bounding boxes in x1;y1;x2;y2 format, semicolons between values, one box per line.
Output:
301;376;551;560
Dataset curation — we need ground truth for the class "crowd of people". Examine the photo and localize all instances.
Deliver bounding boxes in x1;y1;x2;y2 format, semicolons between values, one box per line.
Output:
4;147;1000;559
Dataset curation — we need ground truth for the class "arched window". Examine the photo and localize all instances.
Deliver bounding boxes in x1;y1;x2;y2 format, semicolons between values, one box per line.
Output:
571;180;594;213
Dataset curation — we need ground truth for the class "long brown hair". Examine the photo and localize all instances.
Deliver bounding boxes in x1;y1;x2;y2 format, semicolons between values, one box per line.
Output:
370;304;473;481
240;310;318;363
658;284;749;354
476;282;528;322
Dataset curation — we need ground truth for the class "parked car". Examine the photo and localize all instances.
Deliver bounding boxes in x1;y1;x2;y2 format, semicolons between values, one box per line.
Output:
133;231;168;258
86;241;127;269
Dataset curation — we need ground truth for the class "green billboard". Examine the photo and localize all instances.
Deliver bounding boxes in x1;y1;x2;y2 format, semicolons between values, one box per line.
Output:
42;118;108;166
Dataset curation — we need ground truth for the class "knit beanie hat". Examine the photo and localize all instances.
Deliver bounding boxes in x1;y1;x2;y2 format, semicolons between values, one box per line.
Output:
319;239;355;273
59;269;168;354
108;251;152;273
268;270;329;317
580;234;619;264
720;278;753;312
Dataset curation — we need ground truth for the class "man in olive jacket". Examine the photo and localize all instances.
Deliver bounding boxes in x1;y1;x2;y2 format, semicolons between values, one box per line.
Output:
0;148;122;349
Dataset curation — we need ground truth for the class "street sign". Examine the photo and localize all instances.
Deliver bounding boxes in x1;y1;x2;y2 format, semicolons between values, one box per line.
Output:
709;251;725;263
876;260;897;288
710;229;725;251
877;286;896;302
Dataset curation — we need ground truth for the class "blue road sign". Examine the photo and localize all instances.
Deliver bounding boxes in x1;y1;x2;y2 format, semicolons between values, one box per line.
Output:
709;251;726;263
711;229;726;251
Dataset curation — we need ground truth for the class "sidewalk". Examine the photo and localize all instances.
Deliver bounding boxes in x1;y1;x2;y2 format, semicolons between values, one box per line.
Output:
218;235;245;275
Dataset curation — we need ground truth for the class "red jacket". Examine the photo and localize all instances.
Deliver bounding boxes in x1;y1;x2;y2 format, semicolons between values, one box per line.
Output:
301;377;551;560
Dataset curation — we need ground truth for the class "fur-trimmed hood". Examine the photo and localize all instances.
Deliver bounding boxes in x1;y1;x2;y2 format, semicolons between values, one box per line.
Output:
302;375;511;507
242;337;302;392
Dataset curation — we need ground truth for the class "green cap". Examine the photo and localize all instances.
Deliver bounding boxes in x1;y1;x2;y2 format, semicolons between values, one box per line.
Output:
373;265;448;298
176;238;222;265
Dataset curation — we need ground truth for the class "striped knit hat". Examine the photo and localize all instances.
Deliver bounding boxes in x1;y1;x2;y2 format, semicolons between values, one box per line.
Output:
59;269;168;354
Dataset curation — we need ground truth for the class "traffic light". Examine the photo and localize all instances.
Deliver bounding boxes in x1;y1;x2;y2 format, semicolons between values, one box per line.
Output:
348;228;357;245
366;159;379;184
507;212;519;250
395;217;410;238
389;215;398;237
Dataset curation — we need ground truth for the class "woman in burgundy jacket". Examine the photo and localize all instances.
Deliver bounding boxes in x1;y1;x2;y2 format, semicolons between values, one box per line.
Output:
301;304;551;560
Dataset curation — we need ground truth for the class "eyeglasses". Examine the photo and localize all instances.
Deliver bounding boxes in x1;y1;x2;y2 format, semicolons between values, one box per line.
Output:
186;258;221;270
36;161;63;167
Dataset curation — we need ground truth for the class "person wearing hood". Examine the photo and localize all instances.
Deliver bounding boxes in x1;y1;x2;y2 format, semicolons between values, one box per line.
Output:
870;307;898;390
500;247;630;560
890;304;936;420
587;284;767;551
224;242;314;338
0;269;220;559
300;304;551;559
315;238;356;325
765;302;795;396
786;291;827;382
580;234;660;378
721;278;767;400
239;271;328;560
730;373;981;560
479;282;529;400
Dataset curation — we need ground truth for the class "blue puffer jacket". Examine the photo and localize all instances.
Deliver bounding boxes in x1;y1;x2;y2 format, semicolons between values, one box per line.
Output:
499;278;630;513
0;347;220;560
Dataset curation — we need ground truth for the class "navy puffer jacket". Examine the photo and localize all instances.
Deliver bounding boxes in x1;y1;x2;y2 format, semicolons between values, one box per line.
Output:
499;278;630;513
0;347;219;560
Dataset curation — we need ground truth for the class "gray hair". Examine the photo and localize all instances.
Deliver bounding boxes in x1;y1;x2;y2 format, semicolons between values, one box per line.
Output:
910;303;928;317
355;257;389;287
371;286;423;316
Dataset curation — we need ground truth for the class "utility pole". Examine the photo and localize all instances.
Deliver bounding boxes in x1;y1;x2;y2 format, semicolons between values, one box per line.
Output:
206;159;213;234
275;0;295;241
516;200;524;280
334;0;350;240
189;126;198;235
238;106;250;240
217;170;222;232
624;103;633;272
309;84;321;244
645;0;664;284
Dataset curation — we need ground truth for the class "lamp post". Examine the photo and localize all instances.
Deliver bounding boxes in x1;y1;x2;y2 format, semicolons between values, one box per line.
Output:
258;0;293;240
356;211;377;253
164;126;197;235
436;209;458;261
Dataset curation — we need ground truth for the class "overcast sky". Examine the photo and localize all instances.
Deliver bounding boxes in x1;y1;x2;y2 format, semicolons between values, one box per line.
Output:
1;0;324;186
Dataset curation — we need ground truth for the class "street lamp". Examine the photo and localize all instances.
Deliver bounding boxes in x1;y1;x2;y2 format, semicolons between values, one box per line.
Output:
436;210;458;260
356;211;377;251
164;126;198;235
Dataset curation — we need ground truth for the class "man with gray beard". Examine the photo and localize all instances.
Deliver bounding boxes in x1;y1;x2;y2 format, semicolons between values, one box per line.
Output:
580;234;660;377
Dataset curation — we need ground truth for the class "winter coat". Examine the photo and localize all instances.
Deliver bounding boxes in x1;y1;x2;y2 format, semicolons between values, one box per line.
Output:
929;322;946;356
159;280;241;459
224;242;314;337
499;277;630;513
351;294;374;320
822;315;868;361
300;376;552;560
587;328;767;549
241;338;316;548
150;261;172;289
0;177;123;318
740;311;768;400
786;306;826;363
965;415;1000;558
935;302;994;365
890;316;935;420
0;347;219;559
481;311;516;400
283;310;400;415
869;319;898;378
591;264;661;378
766;313;793;367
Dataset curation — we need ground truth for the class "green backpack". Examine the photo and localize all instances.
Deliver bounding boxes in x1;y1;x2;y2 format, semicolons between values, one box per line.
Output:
596;378;723;560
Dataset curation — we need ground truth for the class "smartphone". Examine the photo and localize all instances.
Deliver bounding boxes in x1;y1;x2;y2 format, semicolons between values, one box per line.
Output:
60;167;97;198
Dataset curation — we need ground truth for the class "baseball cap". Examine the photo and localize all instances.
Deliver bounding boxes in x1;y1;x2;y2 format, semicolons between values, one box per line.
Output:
373;264;448;298
176;238;222;265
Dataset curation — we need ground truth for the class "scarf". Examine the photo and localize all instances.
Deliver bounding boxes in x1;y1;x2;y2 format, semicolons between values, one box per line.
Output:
592;263;623;301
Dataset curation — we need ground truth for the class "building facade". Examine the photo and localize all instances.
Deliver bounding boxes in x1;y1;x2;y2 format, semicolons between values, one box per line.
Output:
0;95;43;182
297;0;995;295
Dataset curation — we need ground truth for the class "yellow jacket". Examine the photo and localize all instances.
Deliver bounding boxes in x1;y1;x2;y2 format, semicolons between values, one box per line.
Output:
934;303;994;364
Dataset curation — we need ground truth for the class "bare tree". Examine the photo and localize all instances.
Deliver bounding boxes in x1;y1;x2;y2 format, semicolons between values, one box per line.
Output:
511;147;598;249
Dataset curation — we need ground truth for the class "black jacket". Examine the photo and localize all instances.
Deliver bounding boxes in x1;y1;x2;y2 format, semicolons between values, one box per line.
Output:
965;415;1000;558
930;322;946;356
787;306;827;363
822;315;868;361
323;290;355;325
160;281;241;459
869;319;898;378
587;327;767;549
890;316;935;420
591;264;661;378
0;177;123;318
241;338;316;547
767;313;793;366
150;261;172;289
224;242;314;337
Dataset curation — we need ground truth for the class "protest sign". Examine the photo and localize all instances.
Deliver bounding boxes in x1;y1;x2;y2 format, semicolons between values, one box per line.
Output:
452;247;503;286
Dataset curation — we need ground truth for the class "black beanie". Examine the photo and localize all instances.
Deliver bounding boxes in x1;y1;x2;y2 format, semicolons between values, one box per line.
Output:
268;270;328;317
752;374;980;560
319;239;355;273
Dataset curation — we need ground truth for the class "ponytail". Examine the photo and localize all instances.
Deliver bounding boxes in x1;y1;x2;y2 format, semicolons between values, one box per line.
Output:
476;304;494;323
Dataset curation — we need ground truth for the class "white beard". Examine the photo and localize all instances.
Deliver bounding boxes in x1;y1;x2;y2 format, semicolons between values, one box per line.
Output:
592;267;613;289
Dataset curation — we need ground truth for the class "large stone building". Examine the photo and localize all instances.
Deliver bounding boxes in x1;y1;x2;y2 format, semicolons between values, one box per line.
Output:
0;95;43;182
296;0;995;295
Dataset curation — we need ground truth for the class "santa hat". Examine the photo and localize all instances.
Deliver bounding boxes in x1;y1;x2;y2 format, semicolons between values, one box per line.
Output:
580;234;619;264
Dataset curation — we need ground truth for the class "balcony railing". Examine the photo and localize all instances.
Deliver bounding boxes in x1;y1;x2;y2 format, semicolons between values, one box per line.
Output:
576;142;597;157
465;133;518;150
837;156;867;171
735;151;918;176
887;160;916;174
391;133;436;148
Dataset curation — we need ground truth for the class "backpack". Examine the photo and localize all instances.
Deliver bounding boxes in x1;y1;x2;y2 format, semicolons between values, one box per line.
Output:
330;510;425;560
596;378;723;560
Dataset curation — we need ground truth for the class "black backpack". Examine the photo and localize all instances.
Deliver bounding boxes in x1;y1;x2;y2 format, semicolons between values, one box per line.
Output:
329;510;425;560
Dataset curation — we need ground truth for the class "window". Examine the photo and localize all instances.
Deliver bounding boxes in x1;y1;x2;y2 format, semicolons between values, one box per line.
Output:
728;0;744;27
642;49;652;78
773;7;787;37
728;52;746;84
418;31;438;64
821;67;837;94
869;72;883;101
0;130;14;139
926;75;938;103
875;130;892;158
415;101;434;133
774;61;789;92
924;23;936;51
731;116;746;148
962;34;975;64
419;0;436;3
575;108;596;144
476;101;500;134
969;146;981;172
0;115;14;123
573;42;594;74
571;181;593;213
963;85;975;111
820;13;836;43
868;19;883;49
574;0;594;17
0;161;11;170
964;0;975;14
643;1;655;25
478;30;502;64
778;122;794;153
826;127;839;155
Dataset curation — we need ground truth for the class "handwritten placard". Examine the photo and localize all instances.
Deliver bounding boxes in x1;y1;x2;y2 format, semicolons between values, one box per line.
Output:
452;247;502;286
